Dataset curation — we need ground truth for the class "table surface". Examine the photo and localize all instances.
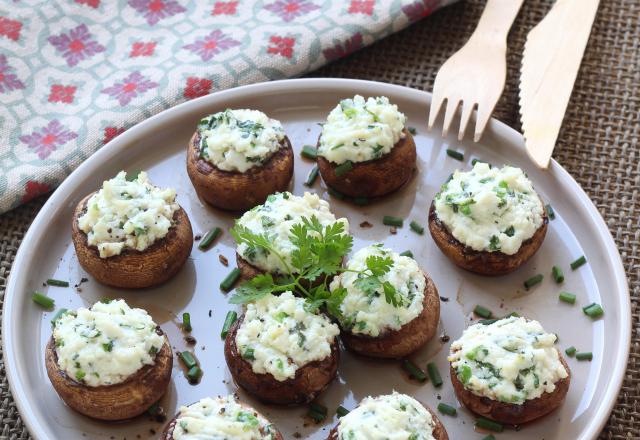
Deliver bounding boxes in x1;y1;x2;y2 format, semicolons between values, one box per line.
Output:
1;0;638;438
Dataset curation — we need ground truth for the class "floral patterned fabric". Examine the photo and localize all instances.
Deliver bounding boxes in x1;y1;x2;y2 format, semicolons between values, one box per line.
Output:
0;0;457;213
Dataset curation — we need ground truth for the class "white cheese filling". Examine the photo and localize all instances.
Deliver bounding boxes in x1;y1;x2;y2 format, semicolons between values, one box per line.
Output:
78;171;179;258
53;299;165;387
235;291;340;382
197;108;286;173
235;191;349;274
330;244;426;337
448;316;568;404
337;392;436;440
318;95;407;164
172;395;277;440
434;163;544;255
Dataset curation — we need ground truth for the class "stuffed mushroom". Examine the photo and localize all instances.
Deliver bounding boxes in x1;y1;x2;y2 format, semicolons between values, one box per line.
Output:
329;244;440;358
187;109;294;211
72;171;193;288
327;392;449;440
448;316;570;424
317;95;416;198
45;299;172;421
224;291;340;405
162;395;283;439
429;162;547;275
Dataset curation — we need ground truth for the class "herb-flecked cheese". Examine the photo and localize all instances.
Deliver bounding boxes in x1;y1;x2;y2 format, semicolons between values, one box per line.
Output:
318;95;406;164
53;299;164;387
337;392;436;440
197;109;285;173
330;244;426;337
235;291;340;382
173;395;277;440
448;316;568;404
434;163;544;255
78;171;179;258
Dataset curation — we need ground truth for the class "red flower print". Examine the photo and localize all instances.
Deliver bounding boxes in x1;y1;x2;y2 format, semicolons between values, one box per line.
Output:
74;0;100;8
183;77;213;100
0;54;25;93
264;0;320;22
212;1;238;15
183;30;240;62
22;181;51;204
48;24;105;67
130;41;157;57
48;85;77;104
402;0;437;22
267;36;295;59
19;120;78;159
101;71;158;106
103;126;126;145
128;0;186;26
323;32;363;62
0;17;22;41
348;0;374;15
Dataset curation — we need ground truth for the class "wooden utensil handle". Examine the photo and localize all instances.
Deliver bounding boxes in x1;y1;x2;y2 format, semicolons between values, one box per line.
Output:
472;0;525;41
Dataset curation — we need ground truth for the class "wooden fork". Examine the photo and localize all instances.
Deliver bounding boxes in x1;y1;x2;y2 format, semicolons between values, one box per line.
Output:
428;0;524;142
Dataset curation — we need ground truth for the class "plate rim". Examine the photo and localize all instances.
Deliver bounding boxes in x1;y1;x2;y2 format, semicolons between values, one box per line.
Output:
2;78;630;440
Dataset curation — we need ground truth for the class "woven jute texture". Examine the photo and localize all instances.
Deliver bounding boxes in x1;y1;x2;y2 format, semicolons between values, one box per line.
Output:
1;0;638;438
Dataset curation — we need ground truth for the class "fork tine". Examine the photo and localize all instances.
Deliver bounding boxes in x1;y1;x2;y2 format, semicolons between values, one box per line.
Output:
427;88;446;131
473;105;493;142
458;101;477;141
441;97;461;138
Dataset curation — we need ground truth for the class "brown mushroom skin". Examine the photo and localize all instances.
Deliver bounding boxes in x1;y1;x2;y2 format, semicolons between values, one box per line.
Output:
224;316;339;405
45;332;172;421
326;405;449;440
186;131;294;211
450;353;571;425
317;129;416;198
339;272;440;359
428;202;548;276
71;194;193;289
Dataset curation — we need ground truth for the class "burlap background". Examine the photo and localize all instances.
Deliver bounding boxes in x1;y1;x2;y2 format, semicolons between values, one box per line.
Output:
1;0;638;438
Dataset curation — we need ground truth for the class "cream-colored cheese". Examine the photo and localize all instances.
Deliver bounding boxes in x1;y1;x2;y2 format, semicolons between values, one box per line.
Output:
53;299;164;387
172;395;277;440
448;316;568;404
337;392;435;440
235;191;349;274
318;95;407;164
330;244;426;337
78;171;179;258
235;291;340;382
434;163;544;255
197;109;285;173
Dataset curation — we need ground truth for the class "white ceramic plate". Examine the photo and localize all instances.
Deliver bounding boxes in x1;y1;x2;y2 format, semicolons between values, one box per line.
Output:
3;79;630;440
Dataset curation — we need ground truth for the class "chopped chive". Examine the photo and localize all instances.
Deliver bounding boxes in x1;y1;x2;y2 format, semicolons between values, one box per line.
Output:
50;308;68;327
471;158;490;167
559;291;576;304
182;312;192;332
437;403;457;416
334;160;353;177
178;351;197;369
473;305;492;319
504;311;520;318
408;126;417;135
32;292;54;309
383;215;403;227
576;352;593;361
187;365;202;383
524;273;544;290
427;362;443;387
126;170;141;181
475;417;504;432
565;346;577;357
309;402;327;416
336;406;349;418
479;318;498;325
220;268;241;292
328;187;346;200
583;303;604;319
220;311;237;339
409;221;424;235
353;196;369;206
198;227;222;250
46;278;69;287
482;435;496;440
146;401;161;416
301;145;317;160
304;165;319;186
570;255;587;270
402;359;426;382
307;403;327;423
446;149;464;161
399;250;414;258
551;266;564;283
545;204;556;220
242;347;255;360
